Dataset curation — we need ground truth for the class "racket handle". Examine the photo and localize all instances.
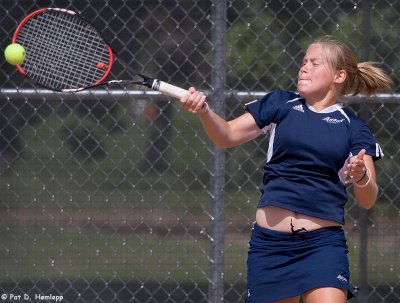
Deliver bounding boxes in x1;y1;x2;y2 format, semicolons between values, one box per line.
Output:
138;74;189;99
151;79;189;99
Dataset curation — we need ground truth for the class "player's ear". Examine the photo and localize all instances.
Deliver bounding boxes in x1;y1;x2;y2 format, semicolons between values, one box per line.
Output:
334;69;347;84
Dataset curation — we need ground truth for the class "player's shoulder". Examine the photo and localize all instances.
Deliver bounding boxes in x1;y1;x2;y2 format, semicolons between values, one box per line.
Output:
245;89;300;109
257;89;303;107
265;89;302;101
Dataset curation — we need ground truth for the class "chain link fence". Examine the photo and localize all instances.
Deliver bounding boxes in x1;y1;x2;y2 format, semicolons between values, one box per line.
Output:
0;1;399;302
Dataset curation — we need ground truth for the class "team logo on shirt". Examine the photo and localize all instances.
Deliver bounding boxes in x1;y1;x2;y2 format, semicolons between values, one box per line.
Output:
292;104;304;112
322;117;345;124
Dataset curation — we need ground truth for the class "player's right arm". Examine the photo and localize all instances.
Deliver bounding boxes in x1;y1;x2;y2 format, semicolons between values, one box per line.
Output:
180;87;263;148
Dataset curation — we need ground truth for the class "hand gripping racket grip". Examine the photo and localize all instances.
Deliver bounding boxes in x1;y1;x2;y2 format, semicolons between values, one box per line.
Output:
139;74;188;99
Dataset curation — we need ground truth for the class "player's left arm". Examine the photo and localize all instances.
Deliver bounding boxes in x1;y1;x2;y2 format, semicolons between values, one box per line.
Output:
345;149;378;209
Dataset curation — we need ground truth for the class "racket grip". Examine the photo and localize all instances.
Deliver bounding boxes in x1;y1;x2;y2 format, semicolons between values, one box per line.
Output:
151;79;189;99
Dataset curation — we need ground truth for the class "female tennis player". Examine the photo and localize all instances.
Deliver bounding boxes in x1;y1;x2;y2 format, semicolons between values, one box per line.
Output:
179;36;392;303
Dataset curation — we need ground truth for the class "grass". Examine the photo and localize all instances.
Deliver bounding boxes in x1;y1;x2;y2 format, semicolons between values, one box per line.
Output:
0;225;214;282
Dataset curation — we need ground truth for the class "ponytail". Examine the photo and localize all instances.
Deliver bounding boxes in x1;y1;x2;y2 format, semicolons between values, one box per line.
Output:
351;62;393;96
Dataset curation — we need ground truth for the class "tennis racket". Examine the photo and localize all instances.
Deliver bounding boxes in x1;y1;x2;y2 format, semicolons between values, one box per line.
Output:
12;7;189;98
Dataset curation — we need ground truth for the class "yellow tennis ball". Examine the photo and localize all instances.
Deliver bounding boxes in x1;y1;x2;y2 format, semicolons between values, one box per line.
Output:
4;43;26;65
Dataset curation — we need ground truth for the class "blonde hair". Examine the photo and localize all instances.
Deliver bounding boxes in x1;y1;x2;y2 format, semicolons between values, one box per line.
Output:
313;36;393;96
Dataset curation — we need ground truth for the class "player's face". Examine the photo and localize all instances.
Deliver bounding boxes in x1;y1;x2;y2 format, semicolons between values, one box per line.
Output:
297;43;335;102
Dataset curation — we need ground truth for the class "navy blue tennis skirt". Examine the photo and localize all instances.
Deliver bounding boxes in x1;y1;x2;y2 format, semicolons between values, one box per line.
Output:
246;222;354;303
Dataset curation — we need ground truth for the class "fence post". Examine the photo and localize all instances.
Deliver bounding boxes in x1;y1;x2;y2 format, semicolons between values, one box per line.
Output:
208;1;227;302
358;1;372;302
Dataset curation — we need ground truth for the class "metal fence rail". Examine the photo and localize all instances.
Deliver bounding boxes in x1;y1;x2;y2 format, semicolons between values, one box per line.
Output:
1;1;399;303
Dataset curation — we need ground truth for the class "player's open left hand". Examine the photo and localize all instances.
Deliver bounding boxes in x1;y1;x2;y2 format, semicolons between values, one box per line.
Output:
345;148;367;185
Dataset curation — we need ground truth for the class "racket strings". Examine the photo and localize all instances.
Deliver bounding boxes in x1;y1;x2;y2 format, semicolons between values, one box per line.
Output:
16;10;111;90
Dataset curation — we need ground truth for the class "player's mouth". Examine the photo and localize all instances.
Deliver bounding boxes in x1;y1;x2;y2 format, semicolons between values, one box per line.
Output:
298;78;311;85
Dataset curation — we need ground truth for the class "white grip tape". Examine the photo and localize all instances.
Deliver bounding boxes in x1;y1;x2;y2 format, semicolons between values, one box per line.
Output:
152;80;188;99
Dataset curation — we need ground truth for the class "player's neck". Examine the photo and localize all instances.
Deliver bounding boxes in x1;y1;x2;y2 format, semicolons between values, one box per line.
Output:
305;92;338;112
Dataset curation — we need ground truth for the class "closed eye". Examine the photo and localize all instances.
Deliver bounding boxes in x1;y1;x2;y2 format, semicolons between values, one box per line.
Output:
302;59;322;66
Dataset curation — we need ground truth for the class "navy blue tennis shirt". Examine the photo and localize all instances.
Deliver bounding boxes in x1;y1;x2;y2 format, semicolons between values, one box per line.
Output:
245;89;383;224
